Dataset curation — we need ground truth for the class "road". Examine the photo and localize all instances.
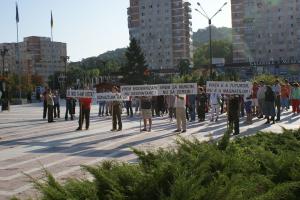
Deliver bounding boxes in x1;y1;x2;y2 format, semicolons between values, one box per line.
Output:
0;102;299;199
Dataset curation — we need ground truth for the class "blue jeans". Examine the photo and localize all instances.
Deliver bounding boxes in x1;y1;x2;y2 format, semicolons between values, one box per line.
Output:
281;97;289;109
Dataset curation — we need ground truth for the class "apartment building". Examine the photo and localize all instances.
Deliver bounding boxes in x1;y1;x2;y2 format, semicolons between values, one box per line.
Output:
0;36;67;81
231;0;300;63
128;0;192;70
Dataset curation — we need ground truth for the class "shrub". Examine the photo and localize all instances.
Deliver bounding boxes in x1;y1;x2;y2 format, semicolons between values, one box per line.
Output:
13;129;300;200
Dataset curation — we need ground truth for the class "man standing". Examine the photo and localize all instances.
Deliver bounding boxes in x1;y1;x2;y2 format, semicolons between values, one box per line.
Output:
188;94;196;121
141;96;152;132
46;89;54;123
228;95;240;135
281;80;291;111
210;93;221;122
257;81;266;119
111;86;122;131
252;81;259;116
125;96;133;117
174;94;187;133
53;90;60;118
196;87;207;122
76;96;92;131
42;87;48;119
165;95;175;121
272;80;281;121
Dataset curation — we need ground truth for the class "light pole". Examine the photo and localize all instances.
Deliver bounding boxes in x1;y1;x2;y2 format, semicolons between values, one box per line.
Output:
1;47;8;77
195;1;228;79
61;55;70;89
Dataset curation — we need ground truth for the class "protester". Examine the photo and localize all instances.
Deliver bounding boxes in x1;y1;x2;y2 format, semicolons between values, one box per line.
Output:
141;96;152;132
98;100;106;117
264;86;276;124
196;87;207;122
76;96;92;131
46;89;54;123
291;83;300;114
42;88;48;120
228;95;240;135
53;90;60;118
272;80;281;121
281;79;291;111
252;81;259;116
174;94;186;133
111;86;122;131
65;96;75;121
125;97;133;117
244;95;252;124
210;93;221;122
188;94;196;121
133;96;140;114
165;95;175;121
257;81;266;119
157;95;165;117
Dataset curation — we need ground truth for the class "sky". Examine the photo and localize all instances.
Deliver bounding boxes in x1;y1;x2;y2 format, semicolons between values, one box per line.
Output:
0;0;232;62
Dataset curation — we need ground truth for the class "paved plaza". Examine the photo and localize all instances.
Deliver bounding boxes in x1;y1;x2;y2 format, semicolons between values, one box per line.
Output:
0;103;299;199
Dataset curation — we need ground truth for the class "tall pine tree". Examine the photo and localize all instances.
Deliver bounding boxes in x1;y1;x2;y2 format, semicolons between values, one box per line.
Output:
121;38;148;85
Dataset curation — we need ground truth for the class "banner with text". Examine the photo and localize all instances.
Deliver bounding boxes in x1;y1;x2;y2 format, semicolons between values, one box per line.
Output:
206;81;252;95
121;83;198;96
66;89;94;98
95;93;129;102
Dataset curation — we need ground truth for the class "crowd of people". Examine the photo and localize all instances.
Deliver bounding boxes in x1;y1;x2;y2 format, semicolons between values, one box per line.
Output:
40;79;300;135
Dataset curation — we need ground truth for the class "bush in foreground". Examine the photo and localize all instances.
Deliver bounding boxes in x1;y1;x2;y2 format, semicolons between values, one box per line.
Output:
14;129;300;200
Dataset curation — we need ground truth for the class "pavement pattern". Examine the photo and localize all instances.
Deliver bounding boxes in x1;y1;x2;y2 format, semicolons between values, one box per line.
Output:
0;102;299;200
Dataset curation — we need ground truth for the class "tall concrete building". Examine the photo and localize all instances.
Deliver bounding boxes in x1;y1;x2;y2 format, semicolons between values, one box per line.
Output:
0;36;67;81
231;0;300;63
127;0;192;71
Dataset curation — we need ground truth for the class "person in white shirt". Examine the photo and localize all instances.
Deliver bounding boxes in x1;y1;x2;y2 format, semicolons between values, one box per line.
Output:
174;95;186;133
257;81;266;118
210;93;221;122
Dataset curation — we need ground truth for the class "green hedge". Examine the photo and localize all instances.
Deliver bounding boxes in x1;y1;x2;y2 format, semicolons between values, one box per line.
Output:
14;129;300;200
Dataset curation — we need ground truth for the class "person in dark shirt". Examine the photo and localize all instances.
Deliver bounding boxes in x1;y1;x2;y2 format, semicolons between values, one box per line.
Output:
111;86;122;131
264;85;276;124
141;96;152;132
228;95;240;135
196;87;207;122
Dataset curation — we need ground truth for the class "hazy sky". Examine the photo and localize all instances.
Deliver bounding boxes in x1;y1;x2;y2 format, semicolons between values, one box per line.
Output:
0;0;232;62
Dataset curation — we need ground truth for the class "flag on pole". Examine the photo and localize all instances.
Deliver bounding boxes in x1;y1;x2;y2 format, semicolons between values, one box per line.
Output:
16;3;19;23
51;11;53;28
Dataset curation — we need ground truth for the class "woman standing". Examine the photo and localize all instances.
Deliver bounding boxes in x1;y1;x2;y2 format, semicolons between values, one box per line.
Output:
196;87;207;122
291;83;300;114
264;86;276;124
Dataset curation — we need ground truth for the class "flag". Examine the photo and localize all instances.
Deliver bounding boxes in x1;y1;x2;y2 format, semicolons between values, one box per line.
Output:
50;11;53;28
16;3;19;23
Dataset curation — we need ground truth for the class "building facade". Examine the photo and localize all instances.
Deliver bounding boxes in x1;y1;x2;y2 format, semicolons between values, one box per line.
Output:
231;0;300;63
127;0;192;70
0;36;67;82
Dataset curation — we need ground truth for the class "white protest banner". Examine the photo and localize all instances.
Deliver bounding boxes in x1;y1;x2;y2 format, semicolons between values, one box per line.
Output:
158;83;198;95
121;83;198;96
121;85;159;96
206;81;252;95
66;89;94;98
95;93;129;102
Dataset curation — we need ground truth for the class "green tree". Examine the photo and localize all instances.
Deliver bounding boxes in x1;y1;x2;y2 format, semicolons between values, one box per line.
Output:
121;38;148;85
178;59;190;76
193;40;232;67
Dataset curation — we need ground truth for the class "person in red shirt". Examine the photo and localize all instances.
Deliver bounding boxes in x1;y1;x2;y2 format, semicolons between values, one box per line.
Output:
76;97;92;131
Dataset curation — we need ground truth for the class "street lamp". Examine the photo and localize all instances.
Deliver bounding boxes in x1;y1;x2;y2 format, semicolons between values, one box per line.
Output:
195;1;228;79
1;47;9;77
61;55;70;89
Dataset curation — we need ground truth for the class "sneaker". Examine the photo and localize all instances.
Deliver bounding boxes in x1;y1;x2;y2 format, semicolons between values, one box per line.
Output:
181;130;186;133
76;127;82;131
117;128;122;131
111;129;117;132
141;128;147;132
174;129;181;133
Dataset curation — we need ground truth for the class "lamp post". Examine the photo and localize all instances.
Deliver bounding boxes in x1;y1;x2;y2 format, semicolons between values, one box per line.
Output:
1;47;8;77
61;56;70;89
195;2;228;79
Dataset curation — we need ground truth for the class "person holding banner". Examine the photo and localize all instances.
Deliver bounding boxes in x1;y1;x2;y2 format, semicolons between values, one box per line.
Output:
76;96;92;131
141;96;152;132
174;94;187;133
111;86;122;131
228;95;240;135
